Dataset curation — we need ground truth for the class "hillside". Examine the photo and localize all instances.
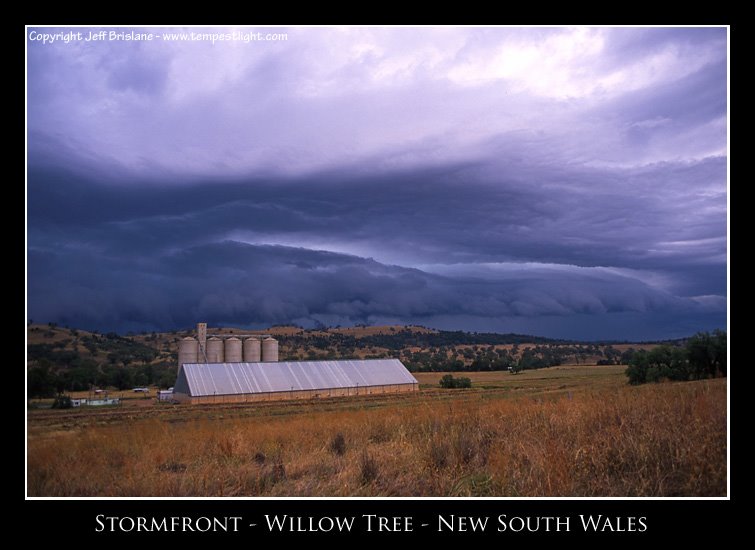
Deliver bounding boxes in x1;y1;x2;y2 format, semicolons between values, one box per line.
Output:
27;323;657;397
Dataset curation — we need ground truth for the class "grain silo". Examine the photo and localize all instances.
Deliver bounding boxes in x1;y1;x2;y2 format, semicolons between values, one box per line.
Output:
243;337;261;362
225;337;242;363
177;323;279;370
206;336;224;363
178;337;198;370
261;337;279;362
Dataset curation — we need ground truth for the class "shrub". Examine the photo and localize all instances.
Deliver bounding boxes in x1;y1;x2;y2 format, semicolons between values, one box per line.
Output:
329;433;346;456
456;377;472;388
439;375;472;389
359;450;379;484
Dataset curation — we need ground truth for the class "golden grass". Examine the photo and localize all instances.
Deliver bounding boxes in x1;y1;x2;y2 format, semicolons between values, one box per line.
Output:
27;378;726;497
415;365;626;390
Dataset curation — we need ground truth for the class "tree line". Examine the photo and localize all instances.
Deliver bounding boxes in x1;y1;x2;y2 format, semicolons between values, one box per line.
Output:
401;343;634;373
276;327;566;355
625;330;726;384
27;330;175;398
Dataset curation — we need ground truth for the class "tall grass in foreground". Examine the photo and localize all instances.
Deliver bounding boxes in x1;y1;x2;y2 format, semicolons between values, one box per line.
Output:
27;379;726;497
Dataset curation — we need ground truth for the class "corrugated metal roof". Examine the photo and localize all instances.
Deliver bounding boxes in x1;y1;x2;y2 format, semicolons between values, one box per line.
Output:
174;359;417;397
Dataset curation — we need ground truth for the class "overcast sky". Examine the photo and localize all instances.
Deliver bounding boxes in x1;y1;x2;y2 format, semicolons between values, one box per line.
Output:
26;26;728;340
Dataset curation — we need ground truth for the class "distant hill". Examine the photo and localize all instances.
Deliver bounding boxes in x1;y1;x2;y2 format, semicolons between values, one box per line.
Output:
27;324;177;395
26;322;663;397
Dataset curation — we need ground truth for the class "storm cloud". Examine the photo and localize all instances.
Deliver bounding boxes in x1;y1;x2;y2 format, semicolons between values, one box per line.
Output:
26;27;727;339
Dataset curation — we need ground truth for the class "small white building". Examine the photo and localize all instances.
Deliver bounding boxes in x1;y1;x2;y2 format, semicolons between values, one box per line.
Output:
158;390;174;402
71;397;119;407
88;398;120;406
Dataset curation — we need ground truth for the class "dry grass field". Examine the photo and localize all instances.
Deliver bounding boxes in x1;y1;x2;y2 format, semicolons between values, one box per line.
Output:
414;364;626;391
27;366;726;497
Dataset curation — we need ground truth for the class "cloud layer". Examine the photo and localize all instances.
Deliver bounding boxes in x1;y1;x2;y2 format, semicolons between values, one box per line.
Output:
26;26;727;339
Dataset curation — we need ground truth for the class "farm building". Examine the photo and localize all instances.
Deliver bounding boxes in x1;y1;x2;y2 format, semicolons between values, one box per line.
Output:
158;389;174;402
177;323;280;369
79;398;120;407
173;359;419;404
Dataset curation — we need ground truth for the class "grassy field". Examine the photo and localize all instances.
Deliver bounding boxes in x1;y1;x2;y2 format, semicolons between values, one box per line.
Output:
27;366;726;497
415;364;626;391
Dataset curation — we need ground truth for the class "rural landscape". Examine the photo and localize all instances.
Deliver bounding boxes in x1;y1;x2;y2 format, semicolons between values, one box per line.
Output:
27;26;727;500
27;323;726;497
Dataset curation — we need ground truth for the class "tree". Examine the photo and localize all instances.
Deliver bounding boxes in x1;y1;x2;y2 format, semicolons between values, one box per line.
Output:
643;346;688;382
66;358;99;391
686;330;726;379
439;375;472;389
625;331;726;385
28;364;56;398
604;346;621;364
158;371;176;389
518;350;546;371
625;352;647;385
621;348;637;365
455;376;472;388
52;394;72;409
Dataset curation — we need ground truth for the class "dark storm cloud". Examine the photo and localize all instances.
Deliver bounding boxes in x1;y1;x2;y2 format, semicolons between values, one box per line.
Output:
27;149;726;338
28;151;725;271
26;27;727;338
27;240;718;340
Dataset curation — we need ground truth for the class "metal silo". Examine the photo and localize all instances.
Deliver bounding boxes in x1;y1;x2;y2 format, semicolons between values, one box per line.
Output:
244;338;261;362
206;336;225;363
225;337;242;363
261;337;279;362
178;337;198;370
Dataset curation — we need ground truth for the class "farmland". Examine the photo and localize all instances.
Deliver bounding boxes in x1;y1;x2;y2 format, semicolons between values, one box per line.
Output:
26;322;662;398
27;366;726;497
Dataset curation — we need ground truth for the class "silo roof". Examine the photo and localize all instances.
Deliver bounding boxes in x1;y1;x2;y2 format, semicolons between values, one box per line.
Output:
174;359;417;397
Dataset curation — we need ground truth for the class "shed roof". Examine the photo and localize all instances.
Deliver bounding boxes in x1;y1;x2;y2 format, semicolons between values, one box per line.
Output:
174;359;417;397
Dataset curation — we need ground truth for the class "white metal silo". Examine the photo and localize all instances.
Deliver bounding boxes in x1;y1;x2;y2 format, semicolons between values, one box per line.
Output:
261;337;279;362
178;337;198;370
244;338;261;362
225;337;242;363
206;336;225;363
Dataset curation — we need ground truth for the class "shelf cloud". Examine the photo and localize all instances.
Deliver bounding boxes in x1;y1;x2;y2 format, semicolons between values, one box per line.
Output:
27;26;727;339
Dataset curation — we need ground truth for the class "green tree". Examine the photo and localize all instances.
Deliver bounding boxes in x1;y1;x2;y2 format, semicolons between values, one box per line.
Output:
28;364;56;398
110;367;134;390
625;351;648;384
626;331;726;385
686;330;726;379
439;375;472;389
